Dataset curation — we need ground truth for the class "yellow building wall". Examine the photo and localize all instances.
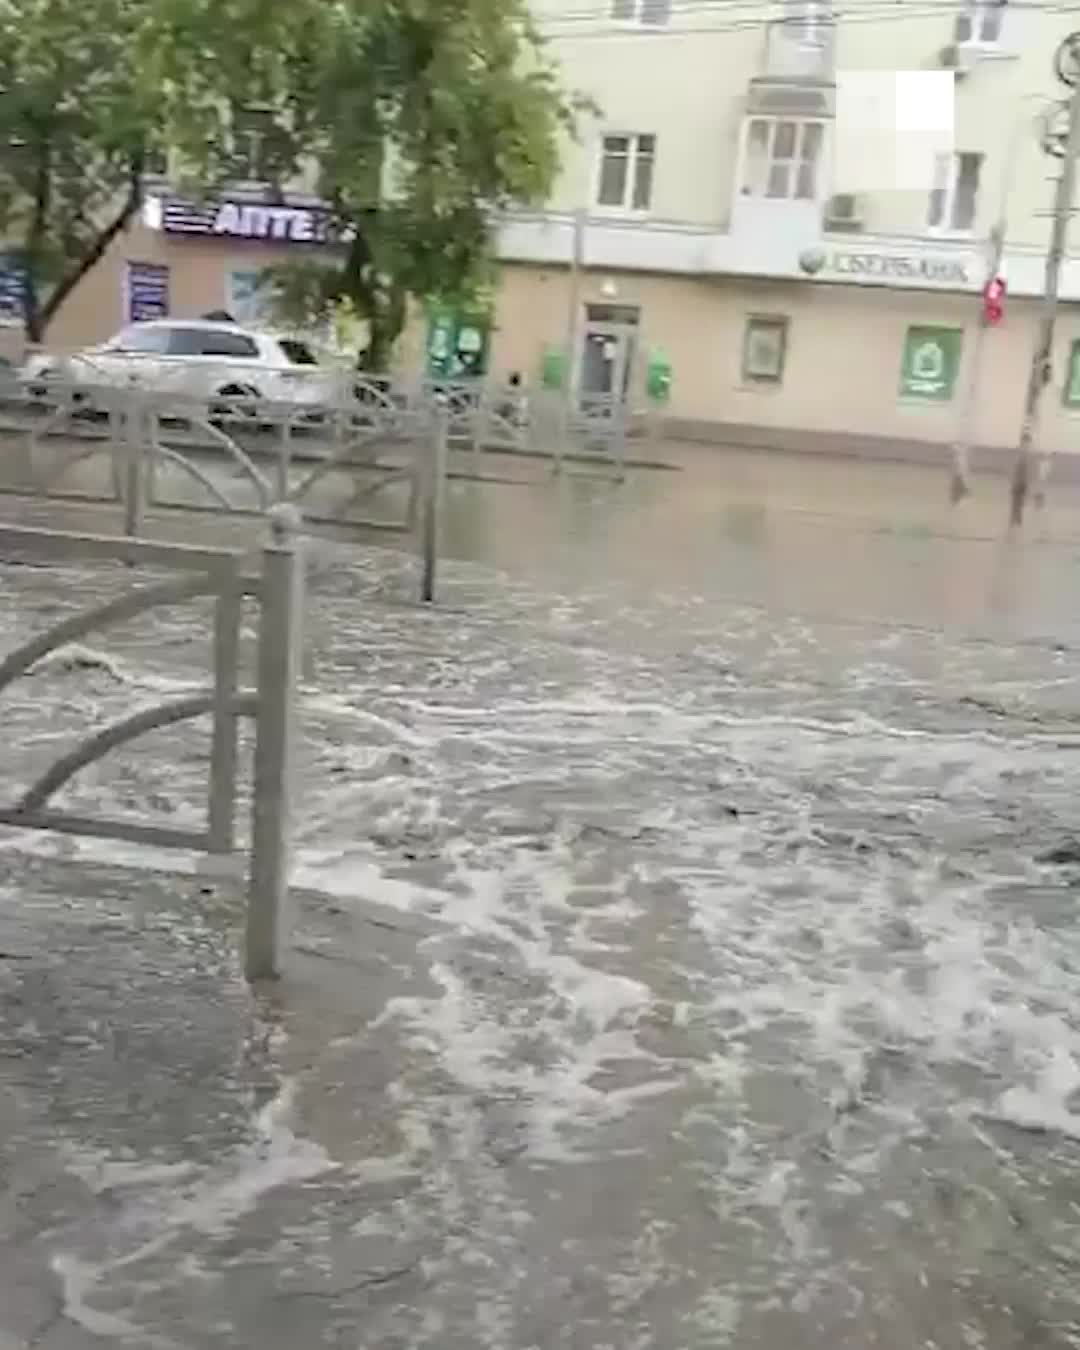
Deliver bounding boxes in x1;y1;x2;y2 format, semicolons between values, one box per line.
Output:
490;261;1080;457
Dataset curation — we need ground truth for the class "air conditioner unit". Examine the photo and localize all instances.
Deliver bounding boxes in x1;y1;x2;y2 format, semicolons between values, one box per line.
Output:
939;42;974;75
825;192;863;230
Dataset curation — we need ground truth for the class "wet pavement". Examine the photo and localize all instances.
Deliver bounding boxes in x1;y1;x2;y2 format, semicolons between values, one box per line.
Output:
2;443;1080;1347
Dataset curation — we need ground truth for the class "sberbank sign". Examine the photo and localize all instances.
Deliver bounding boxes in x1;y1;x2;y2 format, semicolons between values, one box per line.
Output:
798;247;970;287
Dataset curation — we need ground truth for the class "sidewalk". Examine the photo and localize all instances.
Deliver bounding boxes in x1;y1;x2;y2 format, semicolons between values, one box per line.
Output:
0;850;442;1349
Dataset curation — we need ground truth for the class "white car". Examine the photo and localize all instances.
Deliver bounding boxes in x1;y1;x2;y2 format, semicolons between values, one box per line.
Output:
21;319;342;414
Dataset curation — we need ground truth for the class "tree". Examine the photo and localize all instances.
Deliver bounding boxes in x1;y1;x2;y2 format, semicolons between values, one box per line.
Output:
262;0;584;370
0;0;301;342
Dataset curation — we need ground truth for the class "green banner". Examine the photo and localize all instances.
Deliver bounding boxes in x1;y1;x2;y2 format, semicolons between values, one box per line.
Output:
899;326;962;402
1064;341;1080;407
425;306;491;379
540;345;566;391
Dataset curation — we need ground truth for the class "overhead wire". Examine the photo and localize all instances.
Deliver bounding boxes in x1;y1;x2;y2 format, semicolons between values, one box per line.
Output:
534;0;1080;34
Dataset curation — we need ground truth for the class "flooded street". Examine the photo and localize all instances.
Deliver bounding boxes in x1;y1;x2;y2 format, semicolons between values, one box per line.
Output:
3;443;1080;1347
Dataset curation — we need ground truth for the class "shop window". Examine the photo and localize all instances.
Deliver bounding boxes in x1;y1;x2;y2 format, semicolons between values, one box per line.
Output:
898;325;962;401
596;134;656;212
927;152;982;234
742;315;789;383
227;269;267;325
740;119;824;201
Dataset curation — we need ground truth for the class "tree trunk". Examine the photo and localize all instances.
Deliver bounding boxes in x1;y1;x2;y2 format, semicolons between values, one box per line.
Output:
21;154;143;345
365;283;406;373
38;157;144;339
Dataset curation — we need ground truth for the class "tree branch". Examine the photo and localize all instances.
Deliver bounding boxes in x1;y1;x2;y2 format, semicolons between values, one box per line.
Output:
38;152;144;336
20;135;53;344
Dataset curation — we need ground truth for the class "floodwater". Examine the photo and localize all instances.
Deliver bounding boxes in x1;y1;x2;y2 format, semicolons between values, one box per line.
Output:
3;441;1080;1347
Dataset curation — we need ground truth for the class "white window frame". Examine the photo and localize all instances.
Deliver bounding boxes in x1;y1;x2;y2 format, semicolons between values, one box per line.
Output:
742;314;790;385
737;117;827;204
781;0;832;49
610;0;672;26
926;151;983;235
594;132;657;215
954;0;1005;46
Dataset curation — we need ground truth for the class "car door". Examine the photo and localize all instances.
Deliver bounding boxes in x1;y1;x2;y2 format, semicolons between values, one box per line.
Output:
165;326;264;400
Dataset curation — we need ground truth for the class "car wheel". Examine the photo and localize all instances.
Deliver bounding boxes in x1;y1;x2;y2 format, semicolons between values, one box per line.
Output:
210;382;261;424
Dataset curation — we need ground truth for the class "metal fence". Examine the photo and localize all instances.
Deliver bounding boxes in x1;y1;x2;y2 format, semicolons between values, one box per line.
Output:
0;507;303;981
0;366;634;604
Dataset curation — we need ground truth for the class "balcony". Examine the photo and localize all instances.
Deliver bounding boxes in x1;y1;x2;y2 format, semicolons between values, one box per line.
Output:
749;9;835;118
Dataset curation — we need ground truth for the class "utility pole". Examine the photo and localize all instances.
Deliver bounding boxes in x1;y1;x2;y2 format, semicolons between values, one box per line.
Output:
950;98;1042;503
1010;42;1080;527
558;206;586;474
564;207;585;398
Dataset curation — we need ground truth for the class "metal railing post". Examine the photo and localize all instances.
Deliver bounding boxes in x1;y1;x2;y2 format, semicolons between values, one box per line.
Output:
421;397;448;604
122;389;146;539
246;503;304;982
207;569;242;857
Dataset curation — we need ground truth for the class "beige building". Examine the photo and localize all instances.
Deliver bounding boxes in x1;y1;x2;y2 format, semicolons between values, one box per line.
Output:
8;0;1080;467
486;0;1080;465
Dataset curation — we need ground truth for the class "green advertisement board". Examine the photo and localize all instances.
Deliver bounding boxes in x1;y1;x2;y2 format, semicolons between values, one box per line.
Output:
540;345;567;391
426;306;491;379
1064;341;1080;407
898;326;962;402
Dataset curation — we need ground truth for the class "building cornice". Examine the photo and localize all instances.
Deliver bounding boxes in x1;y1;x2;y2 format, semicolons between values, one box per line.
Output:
494;210;1080;303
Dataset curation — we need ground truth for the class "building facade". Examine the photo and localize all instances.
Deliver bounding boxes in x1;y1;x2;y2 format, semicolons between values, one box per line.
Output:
8;0;1080;464
487;0;1080;461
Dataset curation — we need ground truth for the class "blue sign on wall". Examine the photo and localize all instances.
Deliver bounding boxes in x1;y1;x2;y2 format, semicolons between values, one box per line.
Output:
125;261;170;323
0;255;27;321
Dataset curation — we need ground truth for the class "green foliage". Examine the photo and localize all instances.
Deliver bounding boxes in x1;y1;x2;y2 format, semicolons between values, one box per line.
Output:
261;0;583;369
0;0;580;355
0;0;299;339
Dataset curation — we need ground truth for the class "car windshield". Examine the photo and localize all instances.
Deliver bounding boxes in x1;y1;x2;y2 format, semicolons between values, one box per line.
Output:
278;339;319;367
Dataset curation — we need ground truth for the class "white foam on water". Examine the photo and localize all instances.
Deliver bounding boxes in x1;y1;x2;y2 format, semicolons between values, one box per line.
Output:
52;1253;185;1349
51;1077;335;1336
986;1047;1080;1140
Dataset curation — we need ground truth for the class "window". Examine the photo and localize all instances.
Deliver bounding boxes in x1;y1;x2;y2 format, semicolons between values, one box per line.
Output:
278;339;318;367
109;325;172;354
142;145;169;177
927;152;982;233
742;316;789;383
596;134;656;211
1063;340;1080;407
955;0;1004;44
167;327;260;358
228;107;278;182
227;269;266;325
611;0;671;24
741;119;824;201
585;303;641;326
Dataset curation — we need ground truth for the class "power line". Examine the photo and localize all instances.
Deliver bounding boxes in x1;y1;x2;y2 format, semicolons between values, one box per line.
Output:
535;0;1080;33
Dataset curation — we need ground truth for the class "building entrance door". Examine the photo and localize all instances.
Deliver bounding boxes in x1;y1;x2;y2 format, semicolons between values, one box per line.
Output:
579;304;640;405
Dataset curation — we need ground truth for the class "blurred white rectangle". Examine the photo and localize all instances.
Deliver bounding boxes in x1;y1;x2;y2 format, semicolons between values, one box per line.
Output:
835;71;955;192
